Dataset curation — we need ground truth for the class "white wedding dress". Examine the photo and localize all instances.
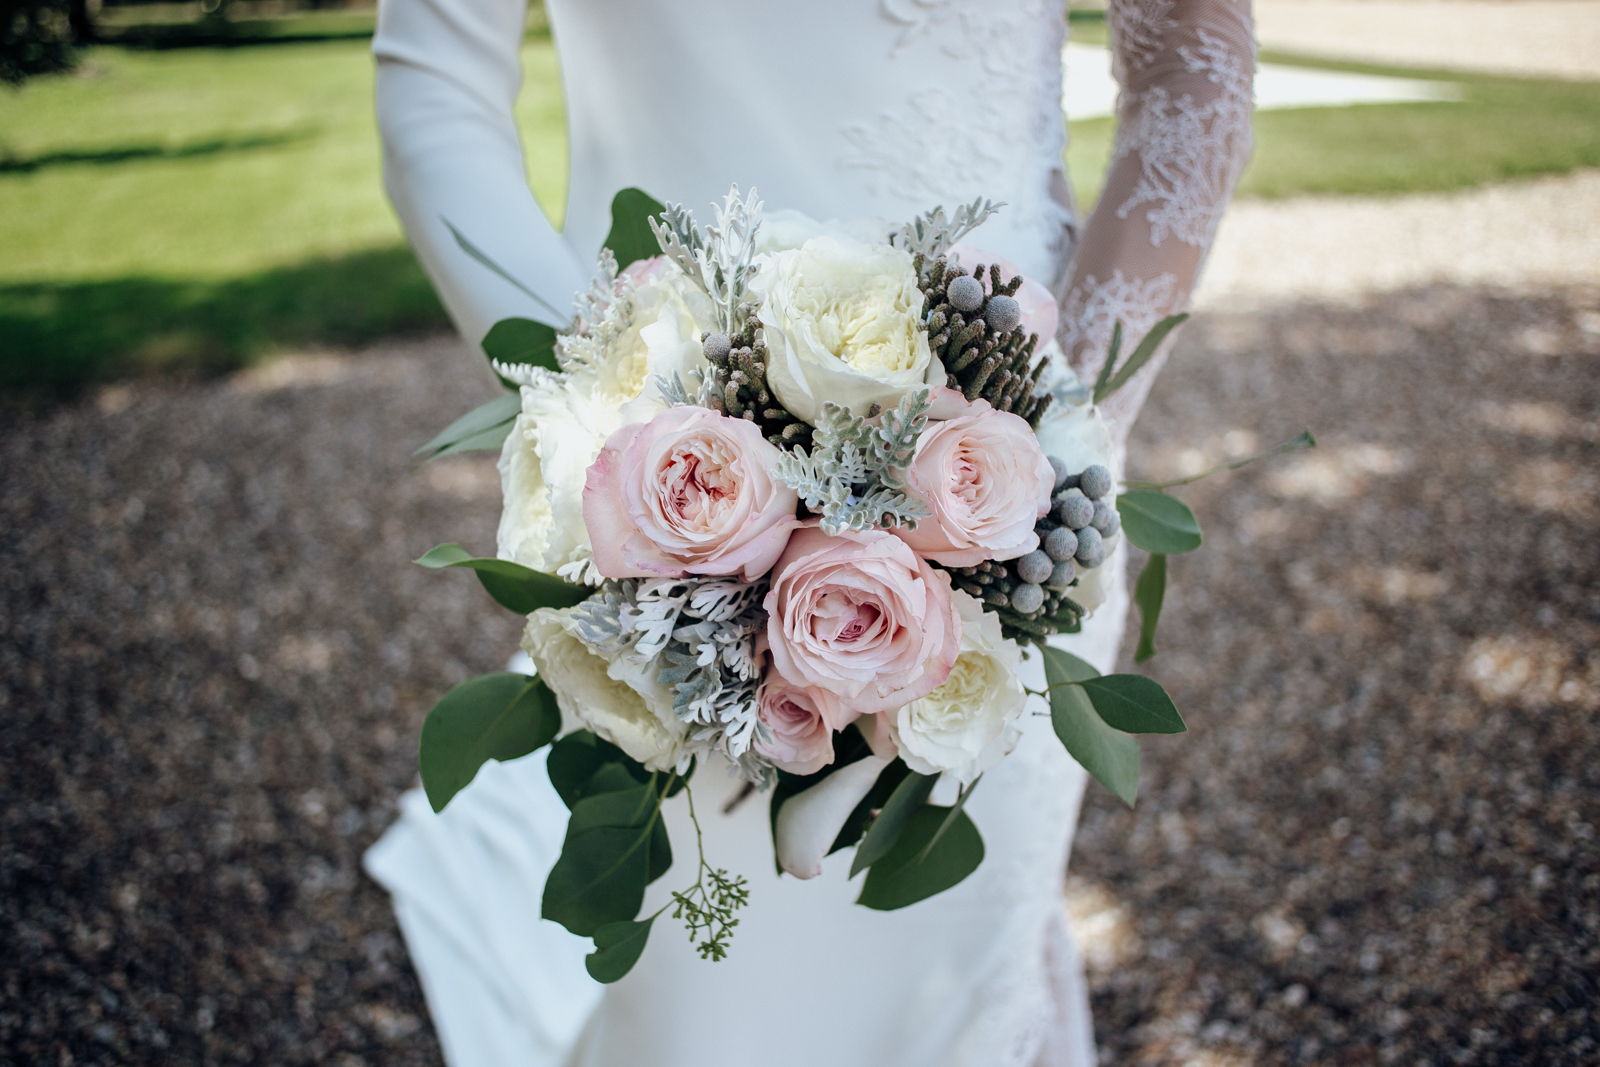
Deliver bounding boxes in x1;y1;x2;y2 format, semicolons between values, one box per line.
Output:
363;2;1255;1064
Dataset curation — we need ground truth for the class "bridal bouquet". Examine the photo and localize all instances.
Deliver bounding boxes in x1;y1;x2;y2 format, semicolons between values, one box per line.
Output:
410;188;1294;982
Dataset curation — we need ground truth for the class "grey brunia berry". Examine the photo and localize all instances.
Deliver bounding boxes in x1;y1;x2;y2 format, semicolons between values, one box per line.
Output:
1078;464;1113;501
1015;550;1054;585
702;332;733;361
981;294;1023;334
946;274;985;313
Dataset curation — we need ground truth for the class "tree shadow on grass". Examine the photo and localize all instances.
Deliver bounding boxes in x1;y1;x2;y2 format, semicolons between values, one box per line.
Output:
0;245;450;400
0;129;319;174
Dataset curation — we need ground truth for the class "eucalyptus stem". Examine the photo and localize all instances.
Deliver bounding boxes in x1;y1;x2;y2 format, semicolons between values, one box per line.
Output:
1122;429;1316;491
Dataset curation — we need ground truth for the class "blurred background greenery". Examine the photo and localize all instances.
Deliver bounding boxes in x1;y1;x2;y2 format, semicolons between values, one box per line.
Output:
1;0;1598;398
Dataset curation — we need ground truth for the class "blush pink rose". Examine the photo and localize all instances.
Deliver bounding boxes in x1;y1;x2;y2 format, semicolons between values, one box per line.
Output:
764;526;960;715
894;400;1055;567
947;242;1059;343
584;406;802;581
754;679;846;776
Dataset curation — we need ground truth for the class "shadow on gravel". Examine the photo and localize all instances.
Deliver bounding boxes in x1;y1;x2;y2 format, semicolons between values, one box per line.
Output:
0;246;448;401
0;286;1596;1064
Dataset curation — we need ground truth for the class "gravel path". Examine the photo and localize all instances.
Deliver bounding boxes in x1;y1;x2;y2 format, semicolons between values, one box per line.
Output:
1197;169;1600;308
1254;0;1600;80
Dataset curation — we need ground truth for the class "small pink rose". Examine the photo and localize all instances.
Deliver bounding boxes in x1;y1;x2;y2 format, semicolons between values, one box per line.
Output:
621;254;671;286
948;242;1059;343
584;406;802;581
764;526;960;715
754;668;849;775
894;400;1055;567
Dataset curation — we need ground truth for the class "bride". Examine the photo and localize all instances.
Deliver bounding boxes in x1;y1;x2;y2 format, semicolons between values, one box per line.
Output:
363;1;1255;1064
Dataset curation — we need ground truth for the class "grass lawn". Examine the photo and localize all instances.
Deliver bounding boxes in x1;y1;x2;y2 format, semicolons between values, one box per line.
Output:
3;15;1599;397
1066;48;1600;207
0;30;566;396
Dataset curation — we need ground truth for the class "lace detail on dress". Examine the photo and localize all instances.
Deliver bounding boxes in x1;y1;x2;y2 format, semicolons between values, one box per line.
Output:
843;0;1073;271
1108;0;1178;82
1059;269;1183;369
1112;27;1255;248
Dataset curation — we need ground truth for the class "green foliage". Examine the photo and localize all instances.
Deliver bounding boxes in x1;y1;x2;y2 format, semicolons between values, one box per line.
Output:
1043;646;1141;806
857;805;985;911
603;188;668;270
543;790;663;937
1077;675;1186;735
1;0;80;86
850;770;936;877
419;673;561;812
1116;490;1203;555
413;543;590;614
481;317;559;374
1133;552;1167;663
585;917;656;984
548;731;646;808
1093;314;1188;404
413;392;522;462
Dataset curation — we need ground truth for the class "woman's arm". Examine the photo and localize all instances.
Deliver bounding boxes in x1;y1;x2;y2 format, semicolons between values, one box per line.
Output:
1058;0;1255;437
373;0;589;344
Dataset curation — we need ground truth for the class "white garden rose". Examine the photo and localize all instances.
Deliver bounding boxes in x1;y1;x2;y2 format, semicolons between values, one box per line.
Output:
755;236;941;423
497;272;712;574
886;590;1026;784
521;607;687;772
1033;382;1123;612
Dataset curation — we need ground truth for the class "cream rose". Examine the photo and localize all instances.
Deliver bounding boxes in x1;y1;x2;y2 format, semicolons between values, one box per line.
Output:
755;236;941;423
497;273;712;574
894;400;1055;567
887;590;1026;784
583;406;803;581
764;526;960;716
521;607;686;771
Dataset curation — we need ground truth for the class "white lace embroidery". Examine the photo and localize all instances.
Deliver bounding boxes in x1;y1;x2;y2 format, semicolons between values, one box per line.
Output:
1059;269;1183;367
842;0;1073;270
1108;0;1178;82
1113;27;1255;248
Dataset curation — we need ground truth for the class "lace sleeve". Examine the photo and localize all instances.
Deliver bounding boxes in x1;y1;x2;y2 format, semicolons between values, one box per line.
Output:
373;0;589;344
1057;0;1255;438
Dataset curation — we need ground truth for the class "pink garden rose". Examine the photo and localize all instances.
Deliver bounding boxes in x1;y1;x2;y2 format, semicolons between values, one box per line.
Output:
583;406;802;581
764;526;960;715
894;400;1055;567
753;646;852;775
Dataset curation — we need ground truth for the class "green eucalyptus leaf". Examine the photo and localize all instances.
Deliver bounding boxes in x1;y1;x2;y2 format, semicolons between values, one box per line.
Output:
1080;674;1187;735
420;674;560;812
1133;552;1167;663
603;188;668;269
1116;490;1203;555
850;770;936;877
857;805;984;911
542;825;653;936
482;317;559;373
1091;321;1123;405
916;775;982;863
414;543;590;614
413;392;522;462
548;731;632;808
1100;313;1188;402
585;916;656;984
1043;646;1140;807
